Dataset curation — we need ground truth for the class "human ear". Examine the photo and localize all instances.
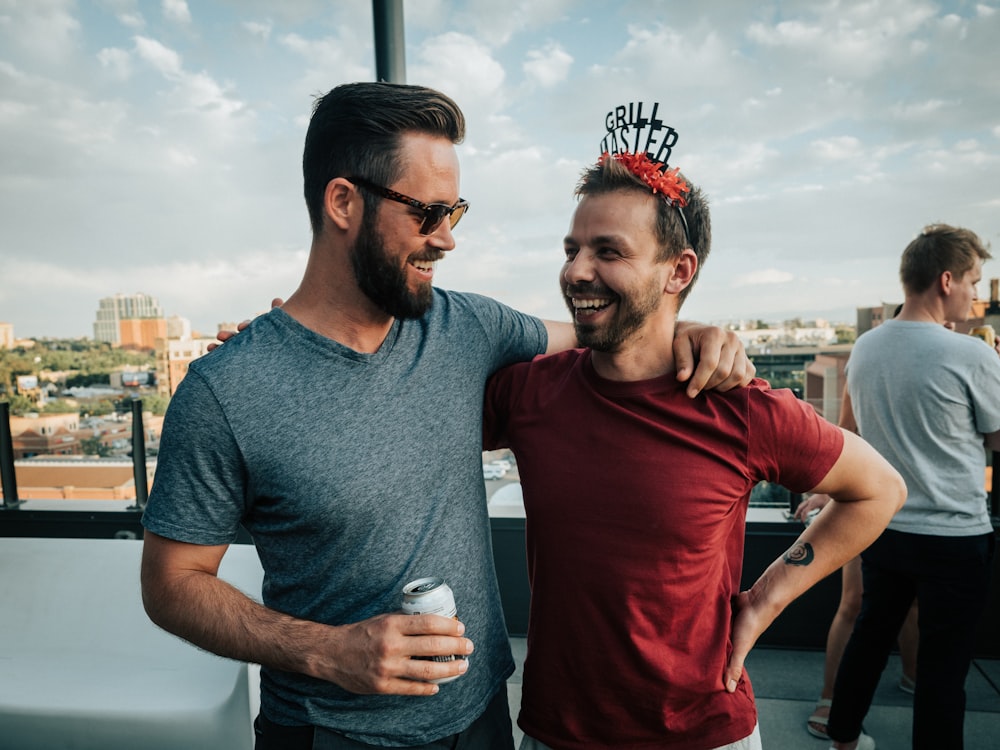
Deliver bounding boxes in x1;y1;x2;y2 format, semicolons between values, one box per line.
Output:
665;248;698;295
324;177;359;232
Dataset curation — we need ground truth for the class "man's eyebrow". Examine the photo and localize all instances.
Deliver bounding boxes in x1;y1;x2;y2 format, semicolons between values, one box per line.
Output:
564;233;628;246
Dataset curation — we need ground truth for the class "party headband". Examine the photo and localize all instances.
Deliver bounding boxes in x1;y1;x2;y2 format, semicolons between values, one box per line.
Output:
599;101;693;247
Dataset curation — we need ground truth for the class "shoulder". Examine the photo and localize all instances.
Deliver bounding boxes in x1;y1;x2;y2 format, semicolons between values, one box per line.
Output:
430;288;532;324
494;348;584;381
743;379;827;421
186;310;287;380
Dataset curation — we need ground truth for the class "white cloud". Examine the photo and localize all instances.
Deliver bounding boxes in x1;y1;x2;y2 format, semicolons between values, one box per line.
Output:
97;47;131;80
523;42;573;88
732;269;795;288
278;31;371;94
134;35;183;78
889;98;948;120
118;12;144;30
434;0;576;47
812;136;863;161
162;0;191;25
410;32;508;144
243;20;272;40
132;36;247;127
0;0;80;63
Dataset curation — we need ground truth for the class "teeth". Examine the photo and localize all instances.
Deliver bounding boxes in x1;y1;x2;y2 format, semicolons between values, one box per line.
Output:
572;298;612;310
411;260;436;272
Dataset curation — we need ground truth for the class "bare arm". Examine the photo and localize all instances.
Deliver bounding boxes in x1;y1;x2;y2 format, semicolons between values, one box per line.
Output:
543;319;755;395
723;427;905;691
140;532;472;696
792;385;856;522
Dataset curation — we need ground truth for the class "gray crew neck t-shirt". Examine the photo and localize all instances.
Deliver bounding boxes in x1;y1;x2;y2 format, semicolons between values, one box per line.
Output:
847;319;1000;536
143;289;547;745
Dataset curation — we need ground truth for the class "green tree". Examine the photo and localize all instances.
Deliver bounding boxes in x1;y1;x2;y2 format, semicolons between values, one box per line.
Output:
82;400;116;417
80;436;112;457
835;326;857;344
40;399;80;414
139;394;171;415
0;394;37;415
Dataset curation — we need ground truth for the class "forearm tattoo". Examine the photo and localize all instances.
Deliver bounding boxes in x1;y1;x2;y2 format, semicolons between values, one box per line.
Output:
783;542;814;566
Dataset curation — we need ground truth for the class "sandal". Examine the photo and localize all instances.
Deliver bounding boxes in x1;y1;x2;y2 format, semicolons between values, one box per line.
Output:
807;698;832;739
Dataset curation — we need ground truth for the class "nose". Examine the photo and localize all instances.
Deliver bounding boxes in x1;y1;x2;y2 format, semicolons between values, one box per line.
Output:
562;249;596;285
426;218;457;252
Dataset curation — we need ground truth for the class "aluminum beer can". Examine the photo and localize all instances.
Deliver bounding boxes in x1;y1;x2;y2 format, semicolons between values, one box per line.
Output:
401;577;465;684
971;325;996;348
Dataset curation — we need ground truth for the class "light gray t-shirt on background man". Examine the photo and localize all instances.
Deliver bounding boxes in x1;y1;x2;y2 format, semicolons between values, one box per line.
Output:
847;319;1000;537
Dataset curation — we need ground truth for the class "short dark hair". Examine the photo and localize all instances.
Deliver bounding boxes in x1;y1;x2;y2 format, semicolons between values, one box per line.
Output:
899;224;992;295
575;157;711;305
302;82;466;235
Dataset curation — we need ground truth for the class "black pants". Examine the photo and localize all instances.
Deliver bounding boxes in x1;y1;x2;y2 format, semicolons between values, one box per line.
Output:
254;685;513;750
827;529;994;749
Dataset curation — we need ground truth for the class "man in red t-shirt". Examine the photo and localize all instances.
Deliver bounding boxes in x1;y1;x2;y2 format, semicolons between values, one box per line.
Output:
484;152;906;750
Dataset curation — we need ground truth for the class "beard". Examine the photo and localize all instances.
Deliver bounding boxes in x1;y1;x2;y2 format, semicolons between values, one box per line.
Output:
350;217;435;319
564;277;662;352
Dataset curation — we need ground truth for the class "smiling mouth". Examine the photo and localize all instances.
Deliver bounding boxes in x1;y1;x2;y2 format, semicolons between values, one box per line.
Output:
409;258;438;274
570;297;615;316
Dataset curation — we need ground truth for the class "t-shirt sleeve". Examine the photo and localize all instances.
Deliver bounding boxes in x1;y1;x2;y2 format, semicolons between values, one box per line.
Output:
141;368;249;545
746;386;845;492
483;362;531;451
971;350;1000;436
457;292;548;373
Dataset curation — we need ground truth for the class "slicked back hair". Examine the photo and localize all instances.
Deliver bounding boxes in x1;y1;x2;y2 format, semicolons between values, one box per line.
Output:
575;157;711;306
900;224;992;295
303;82;466;235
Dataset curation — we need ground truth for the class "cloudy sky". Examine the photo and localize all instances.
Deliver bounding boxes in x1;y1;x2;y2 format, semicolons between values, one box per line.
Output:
1;0;998;339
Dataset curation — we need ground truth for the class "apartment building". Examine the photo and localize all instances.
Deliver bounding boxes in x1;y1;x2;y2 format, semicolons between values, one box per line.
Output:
93;293;166;349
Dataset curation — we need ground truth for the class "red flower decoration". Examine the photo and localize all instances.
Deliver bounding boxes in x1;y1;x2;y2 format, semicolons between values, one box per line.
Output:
600;151;689;207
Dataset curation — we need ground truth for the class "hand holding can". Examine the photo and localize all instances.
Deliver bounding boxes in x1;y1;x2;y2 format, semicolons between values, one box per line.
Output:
401;577;468;684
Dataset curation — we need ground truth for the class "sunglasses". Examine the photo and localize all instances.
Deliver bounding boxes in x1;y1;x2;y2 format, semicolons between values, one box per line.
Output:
350;177;470;235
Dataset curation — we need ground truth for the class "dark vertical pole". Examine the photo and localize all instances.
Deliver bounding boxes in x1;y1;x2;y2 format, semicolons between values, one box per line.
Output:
372;0;406;83
130;398;148;509
0;401;19;509
992;451;999;518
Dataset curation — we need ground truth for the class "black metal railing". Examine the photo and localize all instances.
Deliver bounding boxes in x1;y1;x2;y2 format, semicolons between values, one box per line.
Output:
1;402;21;509
0;400;148;538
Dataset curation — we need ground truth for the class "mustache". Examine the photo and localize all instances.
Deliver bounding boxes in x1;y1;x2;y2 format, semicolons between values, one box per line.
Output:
409;250;446;263
563;281;615;297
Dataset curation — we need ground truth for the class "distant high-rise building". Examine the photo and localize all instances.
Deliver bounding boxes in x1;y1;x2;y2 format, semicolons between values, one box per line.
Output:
0;322;13;349
855;303;900;336
155;336;216;396
166;315;192;340
93;293;166;349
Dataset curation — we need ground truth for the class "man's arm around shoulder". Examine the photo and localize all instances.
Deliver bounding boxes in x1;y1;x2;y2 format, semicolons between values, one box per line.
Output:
542;319;755;395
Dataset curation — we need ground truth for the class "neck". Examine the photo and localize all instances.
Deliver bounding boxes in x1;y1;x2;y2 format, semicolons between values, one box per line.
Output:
281;239;395;354
589;316;677;382
895;293;947;325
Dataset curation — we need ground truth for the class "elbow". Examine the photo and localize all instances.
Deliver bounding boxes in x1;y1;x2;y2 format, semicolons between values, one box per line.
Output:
888;469;907;514
139;563;176;631
140;574;165;627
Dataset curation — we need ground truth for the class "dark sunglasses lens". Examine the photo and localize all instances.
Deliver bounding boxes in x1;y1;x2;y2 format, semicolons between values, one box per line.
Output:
449;202;468;230
420;206;450;235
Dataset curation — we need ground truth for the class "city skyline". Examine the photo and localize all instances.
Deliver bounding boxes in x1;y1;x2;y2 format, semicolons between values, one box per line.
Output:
1;0;998;338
